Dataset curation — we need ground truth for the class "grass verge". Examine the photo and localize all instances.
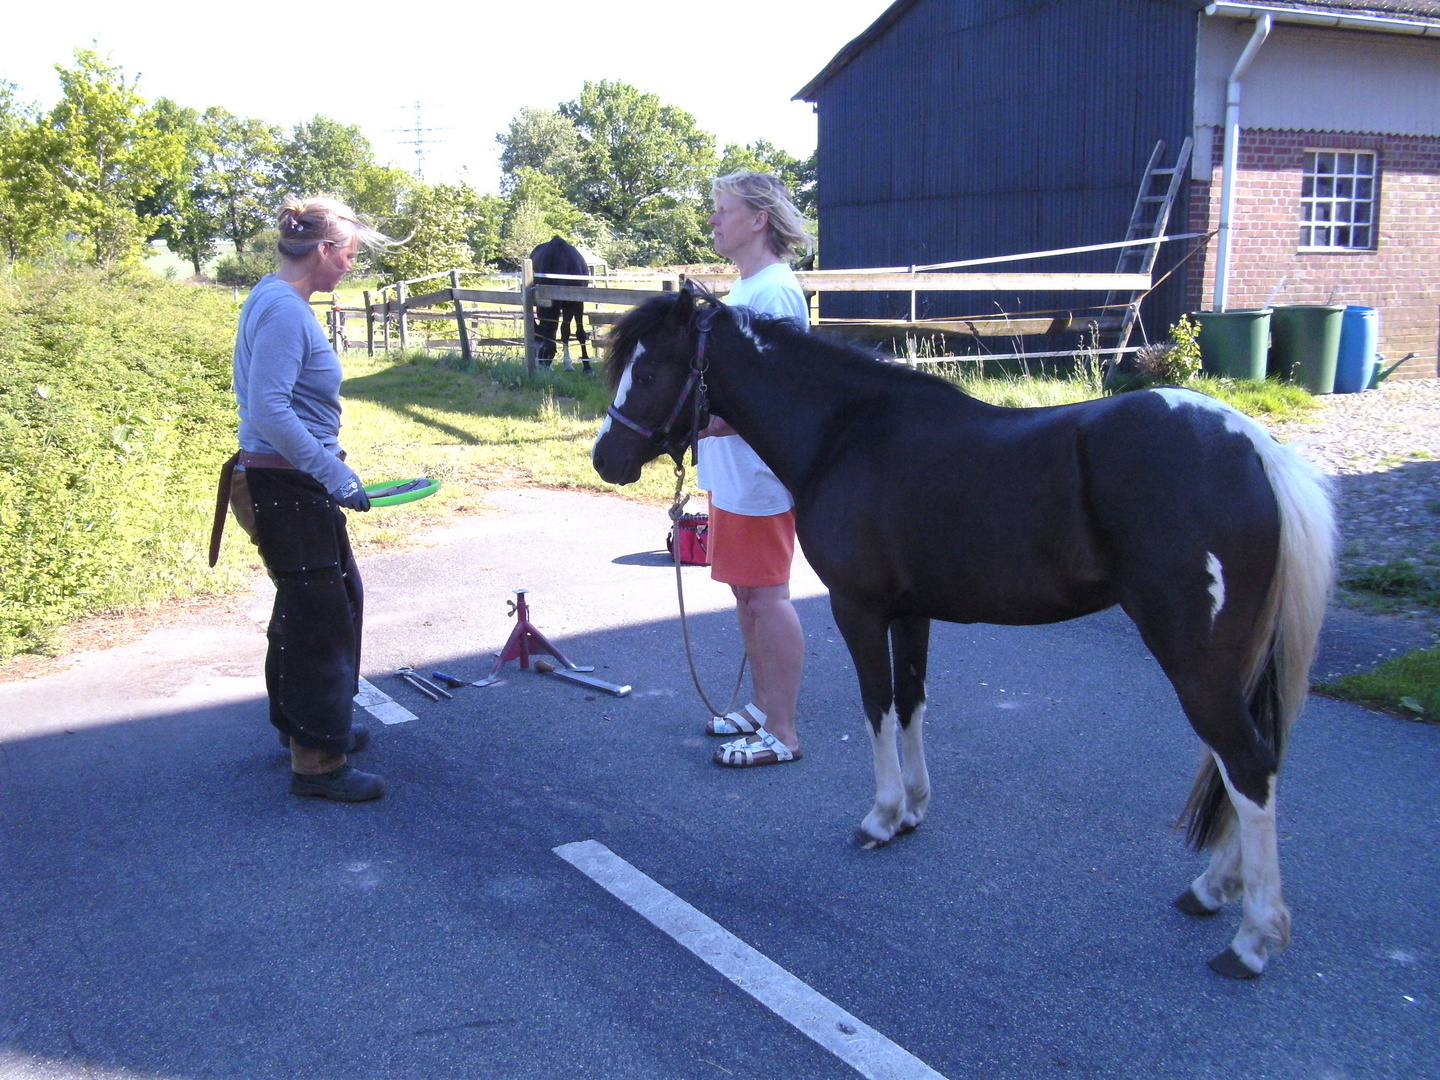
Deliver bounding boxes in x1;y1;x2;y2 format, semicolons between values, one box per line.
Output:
1315;646;1440;724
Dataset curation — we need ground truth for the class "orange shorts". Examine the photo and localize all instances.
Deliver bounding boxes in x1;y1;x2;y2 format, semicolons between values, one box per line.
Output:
707;502;796;588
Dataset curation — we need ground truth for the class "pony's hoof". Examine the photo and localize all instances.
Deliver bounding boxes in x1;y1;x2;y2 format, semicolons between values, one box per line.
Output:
1208;946;1262;980
1175;888;1221;918
853;829;890;850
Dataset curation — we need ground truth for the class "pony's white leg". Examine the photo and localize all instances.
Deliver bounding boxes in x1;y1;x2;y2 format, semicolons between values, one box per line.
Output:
1211;755;1289;978
1179;819;1243;914
898;701;930;831
858;706;905;847
563;341;574;369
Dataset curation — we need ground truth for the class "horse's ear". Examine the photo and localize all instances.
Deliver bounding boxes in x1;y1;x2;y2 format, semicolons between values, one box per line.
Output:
669;287;695;328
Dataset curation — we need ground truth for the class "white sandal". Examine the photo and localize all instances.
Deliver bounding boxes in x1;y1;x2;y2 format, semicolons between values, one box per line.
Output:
706;702;767;736
713;727;802;768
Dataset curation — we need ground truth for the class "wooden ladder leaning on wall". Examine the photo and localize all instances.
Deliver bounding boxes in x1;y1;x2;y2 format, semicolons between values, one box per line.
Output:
1103;136;1194;363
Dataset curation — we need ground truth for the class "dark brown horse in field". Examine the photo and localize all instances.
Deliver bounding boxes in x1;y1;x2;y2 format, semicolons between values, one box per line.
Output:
530;235;592;373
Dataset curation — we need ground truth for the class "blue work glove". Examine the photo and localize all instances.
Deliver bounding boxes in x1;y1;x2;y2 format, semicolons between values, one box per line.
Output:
333;476;371;512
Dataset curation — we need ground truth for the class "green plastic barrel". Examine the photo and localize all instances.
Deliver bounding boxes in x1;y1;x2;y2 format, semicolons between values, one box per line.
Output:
1193;308;1271;381
1270;304;1345;394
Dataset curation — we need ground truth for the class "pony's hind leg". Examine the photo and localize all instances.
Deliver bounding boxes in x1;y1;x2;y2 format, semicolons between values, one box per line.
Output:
1170;672;1290;977
892;615;931;832
1207;756;1289;978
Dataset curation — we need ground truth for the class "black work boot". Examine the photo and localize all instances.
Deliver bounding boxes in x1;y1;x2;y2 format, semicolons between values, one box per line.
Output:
290;765;385;802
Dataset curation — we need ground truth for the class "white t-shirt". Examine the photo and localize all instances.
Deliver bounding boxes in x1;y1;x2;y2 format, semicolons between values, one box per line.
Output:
697;262;809;515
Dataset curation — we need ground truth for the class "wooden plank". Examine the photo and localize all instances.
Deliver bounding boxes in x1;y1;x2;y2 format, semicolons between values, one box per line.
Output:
451;288;527;306
404;287;457;309
534;284;667;306
817;316;1122;338
797;272;1149;292
683;272;1149;293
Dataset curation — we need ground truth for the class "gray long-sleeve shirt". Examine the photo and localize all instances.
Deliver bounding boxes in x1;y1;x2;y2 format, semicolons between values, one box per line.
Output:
232;275;357;496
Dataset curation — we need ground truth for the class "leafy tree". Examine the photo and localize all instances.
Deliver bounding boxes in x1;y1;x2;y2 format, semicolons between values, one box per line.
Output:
613;200;712;267
462;188;507;269
498;167;595;269
496;107;584;195
281;115;376;204
201;107;283;253
350;163;415;222
559;80;716;233
371;182;477;282
0;82;53;264
139;98;218;276
33;50;185;265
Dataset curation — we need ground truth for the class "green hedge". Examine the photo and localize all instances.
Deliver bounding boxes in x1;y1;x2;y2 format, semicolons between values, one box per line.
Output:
0;268;246;659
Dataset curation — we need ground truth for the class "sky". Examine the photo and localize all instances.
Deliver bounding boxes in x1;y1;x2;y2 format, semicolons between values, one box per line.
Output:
2;0;891;193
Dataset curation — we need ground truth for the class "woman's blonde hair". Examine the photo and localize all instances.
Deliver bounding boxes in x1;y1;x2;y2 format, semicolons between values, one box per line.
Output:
275;195;397;261
711;171;812;259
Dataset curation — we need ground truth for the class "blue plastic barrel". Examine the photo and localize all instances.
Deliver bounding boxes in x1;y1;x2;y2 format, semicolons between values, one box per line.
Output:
1334;305;1379;393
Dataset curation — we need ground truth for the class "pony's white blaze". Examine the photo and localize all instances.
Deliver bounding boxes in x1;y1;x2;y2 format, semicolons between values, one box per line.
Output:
1206;552;1227;622
594;344;641;443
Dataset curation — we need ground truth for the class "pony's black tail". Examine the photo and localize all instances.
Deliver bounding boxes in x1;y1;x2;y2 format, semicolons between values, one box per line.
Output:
1182;429;1336;850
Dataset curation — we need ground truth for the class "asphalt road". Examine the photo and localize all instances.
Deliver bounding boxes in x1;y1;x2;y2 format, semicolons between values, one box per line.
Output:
1;488;1436;1080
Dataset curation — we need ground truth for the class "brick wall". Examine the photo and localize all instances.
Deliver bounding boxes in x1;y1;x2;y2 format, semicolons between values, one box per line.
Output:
1187;128;1439;381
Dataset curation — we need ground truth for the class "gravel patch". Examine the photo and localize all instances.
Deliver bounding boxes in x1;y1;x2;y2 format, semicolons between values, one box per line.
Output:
1262;378;1439;640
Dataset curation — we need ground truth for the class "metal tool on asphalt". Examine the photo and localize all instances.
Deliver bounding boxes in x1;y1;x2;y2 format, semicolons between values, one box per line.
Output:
472;588;601;687
394;667;452;700
533;659;632;697
430;671;468;689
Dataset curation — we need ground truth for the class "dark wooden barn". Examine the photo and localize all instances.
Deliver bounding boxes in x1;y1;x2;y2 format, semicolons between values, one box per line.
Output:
797;0;1440;376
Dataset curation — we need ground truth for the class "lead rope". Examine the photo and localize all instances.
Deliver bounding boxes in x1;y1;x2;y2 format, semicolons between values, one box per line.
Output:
669;458;747;721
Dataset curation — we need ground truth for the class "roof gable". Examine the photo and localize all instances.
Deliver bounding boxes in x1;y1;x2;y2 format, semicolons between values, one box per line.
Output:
795;0;1440;102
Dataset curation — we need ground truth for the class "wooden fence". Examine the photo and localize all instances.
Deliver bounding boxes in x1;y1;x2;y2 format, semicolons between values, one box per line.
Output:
343;240;1174;371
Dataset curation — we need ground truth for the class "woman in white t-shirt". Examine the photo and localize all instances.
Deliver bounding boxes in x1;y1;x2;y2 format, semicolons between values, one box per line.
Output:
699;171;812;767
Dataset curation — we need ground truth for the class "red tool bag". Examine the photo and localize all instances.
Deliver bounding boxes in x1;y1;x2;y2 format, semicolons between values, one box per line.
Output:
666;513;710;565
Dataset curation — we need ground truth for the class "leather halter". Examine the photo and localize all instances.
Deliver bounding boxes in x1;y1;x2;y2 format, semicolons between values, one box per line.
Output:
605;298;717;463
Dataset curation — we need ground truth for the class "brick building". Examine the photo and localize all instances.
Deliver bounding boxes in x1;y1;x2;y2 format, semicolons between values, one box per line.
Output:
798;0;1440;379
1188;5;1440;377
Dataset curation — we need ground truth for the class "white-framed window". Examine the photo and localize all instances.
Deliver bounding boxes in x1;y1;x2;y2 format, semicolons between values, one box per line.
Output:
1300;150;1376;251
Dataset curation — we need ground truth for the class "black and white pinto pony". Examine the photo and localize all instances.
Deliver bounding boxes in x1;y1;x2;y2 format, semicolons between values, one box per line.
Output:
529;235;592;373
592;289;1336;979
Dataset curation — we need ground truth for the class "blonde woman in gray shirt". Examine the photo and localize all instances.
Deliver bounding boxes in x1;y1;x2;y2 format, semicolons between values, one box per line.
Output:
231;196;395;802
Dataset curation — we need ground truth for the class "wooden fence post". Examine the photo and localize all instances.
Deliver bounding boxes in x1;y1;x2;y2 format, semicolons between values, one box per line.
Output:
380;286;391;353
364;290;375;357
396;280;409;351
522;257;536;375
450;270;471;361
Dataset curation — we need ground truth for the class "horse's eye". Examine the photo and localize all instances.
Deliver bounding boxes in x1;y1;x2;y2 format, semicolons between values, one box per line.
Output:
635;372;654;387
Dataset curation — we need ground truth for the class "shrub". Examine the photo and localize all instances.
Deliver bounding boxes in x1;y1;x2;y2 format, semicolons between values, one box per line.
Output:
1104;315;1203;393
215;248;276;287
0;267;246;658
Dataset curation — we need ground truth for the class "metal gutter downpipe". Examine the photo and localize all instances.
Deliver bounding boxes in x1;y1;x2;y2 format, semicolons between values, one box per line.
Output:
1214;13;1270;311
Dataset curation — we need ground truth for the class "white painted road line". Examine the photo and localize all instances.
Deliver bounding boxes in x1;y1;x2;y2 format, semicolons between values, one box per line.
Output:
554;839;949;1080
354;677;416;725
